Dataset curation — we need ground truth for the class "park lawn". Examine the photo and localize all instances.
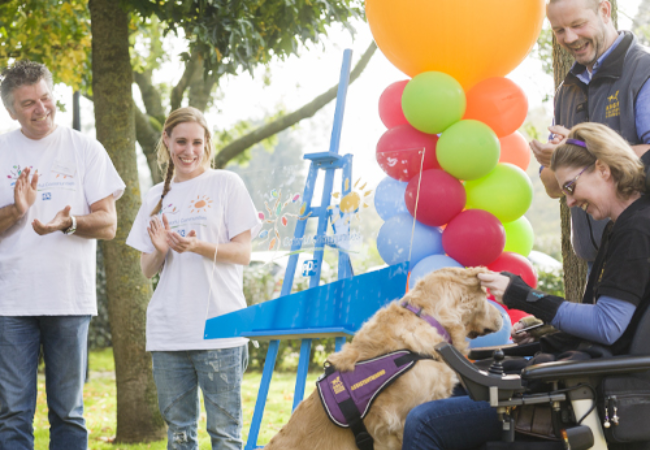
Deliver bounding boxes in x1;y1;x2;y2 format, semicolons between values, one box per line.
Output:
34;348;319;450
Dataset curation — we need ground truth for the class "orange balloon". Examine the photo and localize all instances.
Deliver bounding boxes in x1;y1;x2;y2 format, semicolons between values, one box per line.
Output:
366;0;545;89
499;132;531;171
464;78;528;138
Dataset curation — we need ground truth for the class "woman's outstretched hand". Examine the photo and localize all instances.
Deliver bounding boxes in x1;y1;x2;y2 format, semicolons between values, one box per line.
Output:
477;271;510;304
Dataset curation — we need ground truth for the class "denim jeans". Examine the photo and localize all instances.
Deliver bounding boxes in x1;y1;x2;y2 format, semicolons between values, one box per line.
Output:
402;386;502;450
152;345;248;450
0;315;90;450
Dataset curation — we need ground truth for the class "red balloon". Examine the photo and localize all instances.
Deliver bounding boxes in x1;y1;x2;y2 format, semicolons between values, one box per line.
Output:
487;251;538;288
404;169;465;227
378;80;409;129
463;77;528;138
442;210;505;267
499;131;531;171
376;124;440;181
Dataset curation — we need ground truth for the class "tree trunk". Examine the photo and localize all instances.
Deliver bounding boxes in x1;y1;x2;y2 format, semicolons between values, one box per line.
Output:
554;1;617;302
89;0;166;442
553;40;587;302
188;67;218;112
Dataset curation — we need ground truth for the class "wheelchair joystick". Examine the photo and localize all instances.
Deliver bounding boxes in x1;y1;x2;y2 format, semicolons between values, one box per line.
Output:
489;349;505;376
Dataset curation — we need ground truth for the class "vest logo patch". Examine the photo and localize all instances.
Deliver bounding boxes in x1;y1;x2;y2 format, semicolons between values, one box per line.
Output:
351;369;386;391
332;376;345;394
606;90;620;119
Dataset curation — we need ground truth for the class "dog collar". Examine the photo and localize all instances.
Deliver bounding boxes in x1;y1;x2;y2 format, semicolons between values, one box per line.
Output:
401;301;452;344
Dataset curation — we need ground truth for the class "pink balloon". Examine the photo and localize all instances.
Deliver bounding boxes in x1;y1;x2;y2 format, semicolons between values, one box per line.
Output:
376;124;440;181
378;80;410;129
405;169;465;227
442;210;505;267
487;251;537;288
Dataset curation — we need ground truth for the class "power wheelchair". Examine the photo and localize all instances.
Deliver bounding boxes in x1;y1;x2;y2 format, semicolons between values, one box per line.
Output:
435;304;650;450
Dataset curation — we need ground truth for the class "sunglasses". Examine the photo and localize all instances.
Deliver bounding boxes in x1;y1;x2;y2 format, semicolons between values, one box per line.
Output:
561;166;591;196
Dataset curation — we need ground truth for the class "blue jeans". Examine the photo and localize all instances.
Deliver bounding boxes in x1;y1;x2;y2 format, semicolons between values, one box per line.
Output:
152;345;248;450
402;387;502;450
0;315;91;450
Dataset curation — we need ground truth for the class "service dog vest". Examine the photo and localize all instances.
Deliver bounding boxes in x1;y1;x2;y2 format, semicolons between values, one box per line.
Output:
316;303;447;450
317;350;430;428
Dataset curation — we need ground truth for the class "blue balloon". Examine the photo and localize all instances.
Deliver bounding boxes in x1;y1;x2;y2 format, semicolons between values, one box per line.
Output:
377;213;443;268
409;255;463;289
468;301;512;348
374;176;409;221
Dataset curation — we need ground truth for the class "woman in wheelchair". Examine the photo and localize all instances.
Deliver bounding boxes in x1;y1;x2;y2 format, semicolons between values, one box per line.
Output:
402;122;650;450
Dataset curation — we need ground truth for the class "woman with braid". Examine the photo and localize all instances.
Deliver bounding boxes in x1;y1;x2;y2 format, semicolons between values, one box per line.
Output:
127;107;260;450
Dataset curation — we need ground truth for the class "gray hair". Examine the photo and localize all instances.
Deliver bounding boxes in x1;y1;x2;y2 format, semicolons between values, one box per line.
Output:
1;61;54;113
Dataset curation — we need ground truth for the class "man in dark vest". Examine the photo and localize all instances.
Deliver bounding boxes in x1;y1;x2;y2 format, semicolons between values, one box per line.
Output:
530;0;650;266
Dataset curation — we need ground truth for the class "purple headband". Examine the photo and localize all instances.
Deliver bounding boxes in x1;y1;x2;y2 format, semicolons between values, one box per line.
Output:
566;138;587;148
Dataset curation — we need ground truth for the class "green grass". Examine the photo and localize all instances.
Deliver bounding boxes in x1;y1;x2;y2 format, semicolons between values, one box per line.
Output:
34;349;318;450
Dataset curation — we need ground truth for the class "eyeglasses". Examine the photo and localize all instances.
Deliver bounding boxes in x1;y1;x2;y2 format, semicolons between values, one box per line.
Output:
561;166;591;196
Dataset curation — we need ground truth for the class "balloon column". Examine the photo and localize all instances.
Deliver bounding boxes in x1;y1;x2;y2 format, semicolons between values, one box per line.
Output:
371;0;545;339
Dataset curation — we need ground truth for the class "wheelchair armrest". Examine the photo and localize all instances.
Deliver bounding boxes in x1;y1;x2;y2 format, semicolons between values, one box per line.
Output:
522;355;650;382
435;343;524;402
468;342;541;360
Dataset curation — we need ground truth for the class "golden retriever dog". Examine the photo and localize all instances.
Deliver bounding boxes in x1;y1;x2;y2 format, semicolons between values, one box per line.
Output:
263;266;503;450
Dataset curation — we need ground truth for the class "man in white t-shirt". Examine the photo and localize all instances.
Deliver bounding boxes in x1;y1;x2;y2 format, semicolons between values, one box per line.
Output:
0;61;125;450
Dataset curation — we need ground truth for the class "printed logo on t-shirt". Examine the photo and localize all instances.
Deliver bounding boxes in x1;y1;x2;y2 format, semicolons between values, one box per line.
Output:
163;194;215;232
38;172;76;192
161;202;180;216
6;165;34;187
42;192;52;201
189;195;213;213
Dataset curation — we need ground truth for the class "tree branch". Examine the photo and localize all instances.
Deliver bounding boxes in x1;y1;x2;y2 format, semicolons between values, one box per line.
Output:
134;104;163;184
213;41;377;169
133;69;166;124
170;52;202;111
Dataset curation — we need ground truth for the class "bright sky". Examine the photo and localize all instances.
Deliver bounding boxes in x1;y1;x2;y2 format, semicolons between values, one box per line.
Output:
0;0;643;193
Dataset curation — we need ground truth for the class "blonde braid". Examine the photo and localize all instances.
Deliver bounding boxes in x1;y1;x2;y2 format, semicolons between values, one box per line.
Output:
150;160;175;216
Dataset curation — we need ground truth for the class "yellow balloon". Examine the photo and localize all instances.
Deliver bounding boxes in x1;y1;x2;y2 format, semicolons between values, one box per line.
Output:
366;0;545;89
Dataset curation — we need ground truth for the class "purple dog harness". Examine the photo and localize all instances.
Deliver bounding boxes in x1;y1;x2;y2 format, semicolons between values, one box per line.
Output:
316;302;451;450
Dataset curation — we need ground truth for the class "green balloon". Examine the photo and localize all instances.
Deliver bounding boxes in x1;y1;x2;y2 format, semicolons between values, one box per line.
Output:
402;71;466;135
465;163;533;223
503;216;534;257
437;120;500;180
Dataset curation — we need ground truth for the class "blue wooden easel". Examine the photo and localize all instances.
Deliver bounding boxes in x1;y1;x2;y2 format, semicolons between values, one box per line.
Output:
246;49;353;449
204;50;410;449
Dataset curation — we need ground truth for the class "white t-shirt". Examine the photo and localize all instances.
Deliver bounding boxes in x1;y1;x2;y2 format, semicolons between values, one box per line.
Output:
127;169;261;351
0;126;126;315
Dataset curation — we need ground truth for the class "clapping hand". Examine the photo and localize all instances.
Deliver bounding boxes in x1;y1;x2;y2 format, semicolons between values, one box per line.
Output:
167;229;198;254
147;214;171;255
14;167;38;218
33;205;73;235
